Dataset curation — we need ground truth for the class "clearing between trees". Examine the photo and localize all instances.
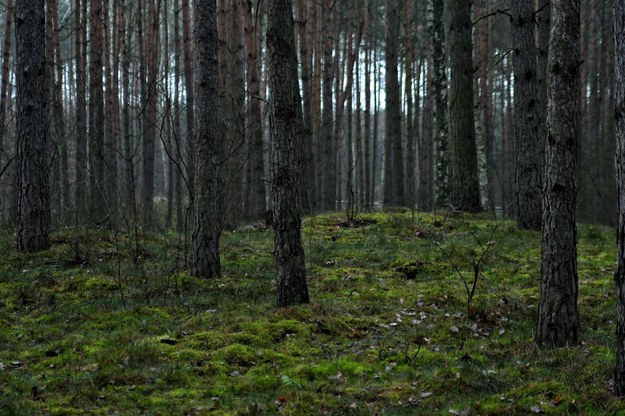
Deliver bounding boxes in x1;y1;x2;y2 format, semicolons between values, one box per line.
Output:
0;211;621;415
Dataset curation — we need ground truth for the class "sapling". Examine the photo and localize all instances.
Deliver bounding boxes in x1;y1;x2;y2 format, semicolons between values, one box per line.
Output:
432;218;500;319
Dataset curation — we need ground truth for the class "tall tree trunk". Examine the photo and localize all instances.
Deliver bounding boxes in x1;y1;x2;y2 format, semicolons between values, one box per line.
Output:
142;0;160;227
52;0;69;225
89;0;107;225
599;1;616;226
404;0;416;208
614;0;625;396
296;0;315;212
419;39;435;212
120;0;134;224
242;0;266;220
363;0;371;209
447;0;481;212
431;0;448;207
0;0;12;224
476;0;495;211
383;0;404;207
267;0;309;307
192;0;221;278
74;0;87;224
512;0;543;229
182;0;195;204
104;0;119;225
16;0;49;251
0;0;12;161
173;0;184;231
536;0;580;348
320;0;335;211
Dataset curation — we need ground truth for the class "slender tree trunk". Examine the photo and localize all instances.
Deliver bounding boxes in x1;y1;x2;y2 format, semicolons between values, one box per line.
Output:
320;0;335;211
192;0;221;278
89;0;107;225
0;0;12;224
120;0;134;223
142;0;160;227
614;0;625;396
0;0;12;158
173;0;184;231
431;0;448;207
267;0;309;307
536;0;580;348
404;0;416;208
104;0;119;225
242;0;267;220
363;0;371;209
420;42;435;212
182;0;195;203
74;0;87;224
51;0;69;225
512;0;542;229
16;0;49;252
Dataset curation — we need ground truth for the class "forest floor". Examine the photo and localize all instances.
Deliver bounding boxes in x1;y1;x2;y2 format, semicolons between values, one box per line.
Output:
0;210;622;415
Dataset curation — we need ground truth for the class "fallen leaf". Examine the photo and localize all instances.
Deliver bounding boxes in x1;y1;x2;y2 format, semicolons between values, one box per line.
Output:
450;326;460;333
530;405;545;413
420;392;433;398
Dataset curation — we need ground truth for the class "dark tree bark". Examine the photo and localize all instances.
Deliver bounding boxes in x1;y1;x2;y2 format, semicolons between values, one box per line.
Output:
447;0;481;212
182;0;195;202
613;0;625;397
142;0;159;227
75;0;88;224
16;0;49;252
242;0;267;220
296;0;315;212
89;0;107;225
320;0;335;211
192;0;221;278
431;0;448;207
0;0;12;157
383;0;404;207
512;0;543;230
536;0;580;348
267;0;309;307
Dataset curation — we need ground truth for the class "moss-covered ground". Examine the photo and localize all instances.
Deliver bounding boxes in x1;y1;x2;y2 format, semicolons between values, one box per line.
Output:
0;211;622;415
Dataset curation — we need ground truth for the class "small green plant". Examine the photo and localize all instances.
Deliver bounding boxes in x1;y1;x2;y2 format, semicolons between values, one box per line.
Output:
432;217;501;318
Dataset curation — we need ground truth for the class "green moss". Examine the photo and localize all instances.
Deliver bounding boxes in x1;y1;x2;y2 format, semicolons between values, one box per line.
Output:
0;214;622;414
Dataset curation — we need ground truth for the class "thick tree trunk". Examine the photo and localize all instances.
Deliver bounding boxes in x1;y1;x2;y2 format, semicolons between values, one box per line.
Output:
16;0;49;252
383;0;404;207
447;0;481;212
613;0;625;397
267;0;309;307
512;0;543;230
536;0;580;348
192;0;221;278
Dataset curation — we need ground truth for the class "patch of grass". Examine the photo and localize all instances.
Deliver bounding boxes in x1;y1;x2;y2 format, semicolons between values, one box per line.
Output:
0;212;622;414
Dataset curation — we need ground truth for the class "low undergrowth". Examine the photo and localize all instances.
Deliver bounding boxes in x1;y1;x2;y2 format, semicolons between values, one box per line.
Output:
0;211;622;415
